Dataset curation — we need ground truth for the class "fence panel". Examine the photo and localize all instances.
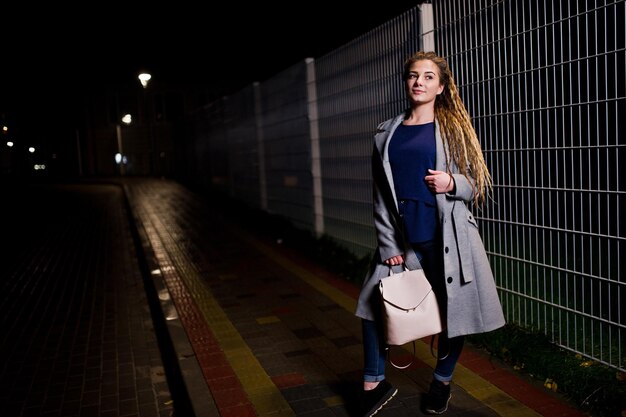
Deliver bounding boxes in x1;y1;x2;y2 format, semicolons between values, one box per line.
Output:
314;8;423;257
434;0;625;371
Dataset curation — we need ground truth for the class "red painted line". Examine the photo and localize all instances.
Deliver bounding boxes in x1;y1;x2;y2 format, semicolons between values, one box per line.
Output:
157;258;259;416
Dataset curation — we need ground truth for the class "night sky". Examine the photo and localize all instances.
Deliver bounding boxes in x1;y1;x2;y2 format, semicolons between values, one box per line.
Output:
1;2;421;145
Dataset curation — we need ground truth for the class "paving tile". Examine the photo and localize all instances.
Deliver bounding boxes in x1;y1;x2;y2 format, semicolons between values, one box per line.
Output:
272;372;307;389
292;326;324;339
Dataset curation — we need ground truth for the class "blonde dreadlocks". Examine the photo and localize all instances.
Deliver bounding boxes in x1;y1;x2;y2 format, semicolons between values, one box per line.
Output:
403;51;492;205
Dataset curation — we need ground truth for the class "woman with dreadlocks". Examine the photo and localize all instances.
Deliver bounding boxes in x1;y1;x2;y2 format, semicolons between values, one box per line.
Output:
356;51;505;416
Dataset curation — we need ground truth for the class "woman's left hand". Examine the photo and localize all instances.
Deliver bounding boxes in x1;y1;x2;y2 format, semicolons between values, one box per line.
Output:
425;169;455;194
384;255;404;266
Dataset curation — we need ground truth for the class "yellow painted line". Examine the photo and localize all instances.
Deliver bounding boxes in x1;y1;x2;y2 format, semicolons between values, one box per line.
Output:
143;210;295;417
242;234;542;417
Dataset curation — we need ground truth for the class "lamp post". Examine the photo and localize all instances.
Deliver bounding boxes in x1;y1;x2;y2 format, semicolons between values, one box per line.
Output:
115;114;132;176
138;72;156;176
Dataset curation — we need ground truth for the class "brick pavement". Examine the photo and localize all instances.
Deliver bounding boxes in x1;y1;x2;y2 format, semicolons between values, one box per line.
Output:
0;182;175;417
0;178;590;417
122;177;588;417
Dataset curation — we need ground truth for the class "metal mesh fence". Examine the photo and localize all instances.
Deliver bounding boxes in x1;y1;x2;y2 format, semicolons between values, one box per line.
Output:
434;0;625;371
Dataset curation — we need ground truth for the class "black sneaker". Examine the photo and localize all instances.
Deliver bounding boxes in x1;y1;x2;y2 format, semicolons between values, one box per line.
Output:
423;379;451;414
361;379;398;417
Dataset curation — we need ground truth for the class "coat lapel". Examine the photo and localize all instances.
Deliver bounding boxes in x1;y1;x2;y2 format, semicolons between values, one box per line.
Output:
434;120;448;212
375;114;405;213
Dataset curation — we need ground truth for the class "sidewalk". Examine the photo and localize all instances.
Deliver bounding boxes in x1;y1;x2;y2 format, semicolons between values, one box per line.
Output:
0;181;176;417
122;177;587;417
0;177;589;417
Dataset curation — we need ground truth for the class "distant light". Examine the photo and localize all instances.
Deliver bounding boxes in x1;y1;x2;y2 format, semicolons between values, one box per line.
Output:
121;114;132;124
2;125;7;133
115;153;122;164
34;164;46;170
28;147;35;153
138;73;152;88
6;141;13;147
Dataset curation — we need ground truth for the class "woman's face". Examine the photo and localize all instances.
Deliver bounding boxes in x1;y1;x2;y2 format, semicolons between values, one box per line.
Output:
405;59;444;106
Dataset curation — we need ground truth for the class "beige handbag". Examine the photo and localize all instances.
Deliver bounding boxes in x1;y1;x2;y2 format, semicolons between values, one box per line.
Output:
379;266;443;367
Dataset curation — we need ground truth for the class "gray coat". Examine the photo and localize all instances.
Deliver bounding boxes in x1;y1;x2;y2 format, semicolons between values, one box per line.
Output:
355;113;506;338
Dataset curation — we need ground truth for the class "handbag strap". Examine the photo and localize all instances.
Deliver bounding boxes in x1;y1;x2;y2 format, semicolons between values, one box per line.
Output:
387;336;449;370
430;334;450;360
388;264;408;275
386;342;415;369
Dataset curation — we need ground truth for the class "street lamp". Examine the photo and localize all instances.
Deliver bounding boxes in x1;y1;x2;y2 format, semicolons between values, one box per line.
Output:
138;72;156;175
115;113;132;176
138;73;151;88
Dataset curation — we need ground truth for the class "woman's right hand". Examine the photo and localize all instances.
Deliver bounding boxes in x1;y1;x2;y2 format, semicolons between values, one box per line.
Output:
384;255;404;265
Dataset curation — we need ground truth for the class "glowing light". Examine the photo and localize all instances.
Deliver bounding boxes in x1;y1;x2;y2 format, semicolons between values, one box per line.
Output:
28;147;35;153
121;114;132;124
138;73;152;88
6;141;13;147
115;153;122;164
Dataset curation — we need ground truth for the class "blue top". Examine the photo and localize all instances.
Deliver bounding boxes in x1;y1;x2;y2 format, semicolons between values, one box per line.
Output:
388;122;438;243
